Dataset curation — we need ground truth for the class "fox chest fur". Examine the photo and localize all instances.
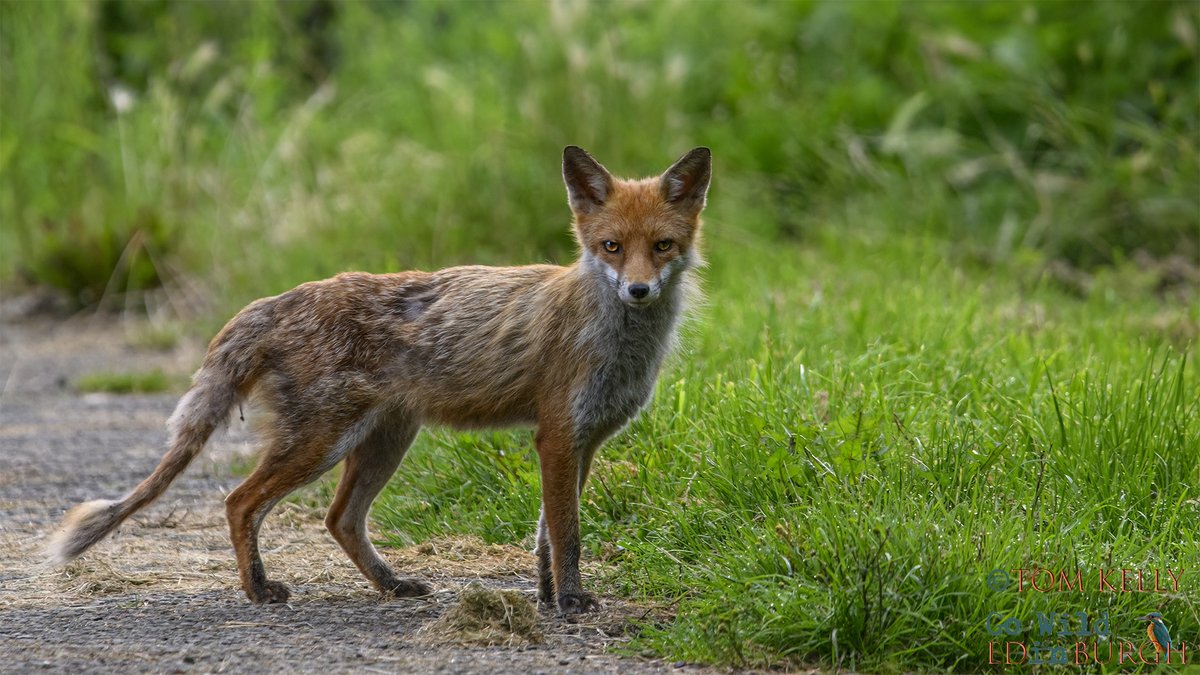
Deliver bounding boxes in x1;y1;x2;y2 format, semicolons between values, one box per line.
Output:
566;280;682;446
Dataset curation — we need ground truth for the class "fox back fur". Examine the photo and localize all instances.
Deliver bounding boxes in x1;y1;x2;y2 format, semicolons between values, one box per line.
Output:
49;146;712;613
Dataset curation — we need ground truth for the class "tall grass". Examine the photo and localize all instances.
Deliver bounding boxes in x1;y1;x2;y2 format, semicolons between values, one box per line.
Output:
2;1;1197;670
2;1;1195;307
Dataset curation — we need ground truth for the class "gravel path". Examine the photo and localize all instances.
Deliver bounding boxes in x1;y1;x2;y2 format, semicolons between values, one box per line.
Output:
0;312;726;674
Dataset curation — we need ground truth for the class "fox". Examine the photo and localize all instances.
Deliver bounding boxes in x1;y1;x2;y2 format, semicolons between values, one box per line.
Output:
47;145;711;614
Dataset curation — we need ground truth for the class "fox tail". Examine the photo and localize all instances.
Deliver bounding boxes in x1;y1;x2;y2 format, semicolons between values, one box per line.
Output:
47;304;270;564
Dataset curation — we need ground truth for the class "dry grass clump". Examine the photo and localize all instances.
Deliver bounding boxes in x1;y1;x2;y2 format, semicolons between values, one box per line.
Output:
425;582;543;646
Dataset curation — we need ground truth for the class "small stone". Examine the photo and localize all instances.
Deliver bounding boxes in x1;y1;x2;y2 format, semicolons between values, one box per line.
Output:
673;660;687;668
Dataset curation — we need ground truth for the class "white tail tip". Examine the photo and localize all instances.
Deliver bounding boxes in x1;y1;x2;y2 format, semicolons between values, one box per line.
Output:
46;499;123;565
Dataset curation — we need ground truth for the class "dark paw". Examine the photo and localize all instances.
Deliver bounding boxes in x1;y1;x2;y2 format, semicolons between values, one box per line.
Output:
248;580;291;604
383;577;433;598
557;592;601;615
537;577;554;604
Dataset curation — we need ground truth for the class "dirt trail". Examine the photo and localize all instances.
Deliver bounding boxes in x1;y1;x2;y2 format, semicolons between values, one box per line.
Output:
0;312;723;674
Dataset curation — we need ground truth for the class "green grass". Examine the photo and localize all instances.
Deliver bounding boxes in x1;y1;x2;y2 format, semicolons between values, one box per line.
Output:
3;0;1198;670
75;369;173;395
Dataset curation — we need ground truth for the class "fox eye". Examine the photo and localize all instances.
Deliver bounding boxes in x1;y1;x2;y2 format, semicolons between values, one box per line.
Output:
654;240;674;252
603;240;621;253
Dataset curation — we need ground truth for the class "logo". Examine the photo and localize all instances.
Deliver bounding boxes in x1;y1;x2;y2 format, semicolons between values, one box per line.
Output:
984;567;1188;666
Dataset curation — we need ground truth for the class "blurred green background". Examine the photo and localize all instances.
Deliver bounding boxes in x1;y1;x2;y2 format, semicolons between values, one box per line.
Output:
3;2;1198;671
1;0;1195;310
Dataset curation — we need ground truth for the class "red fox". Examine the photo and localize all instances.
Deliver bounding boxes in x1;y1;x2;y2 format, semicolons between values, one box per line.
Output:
48;146;711;614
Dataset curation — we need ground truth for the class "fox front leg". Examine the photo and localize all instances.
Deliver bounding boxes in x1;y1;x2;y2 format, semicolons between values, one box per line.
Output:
534;426;601;614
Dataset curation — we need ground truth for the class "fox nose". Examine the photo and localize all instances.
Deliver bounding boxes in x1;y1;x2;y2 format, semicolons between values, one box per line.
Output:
628;283;650;299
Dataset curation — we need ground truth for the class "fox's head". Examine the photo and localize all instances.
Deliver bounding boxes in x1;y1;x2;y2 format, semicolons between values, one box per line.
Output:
563;146;710;308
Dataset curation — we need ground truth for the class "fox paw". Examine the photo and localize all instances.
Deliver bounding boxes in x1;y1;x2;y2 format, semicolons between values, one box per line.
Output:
557;592;601;615
248;580;291;604
383;577;433;598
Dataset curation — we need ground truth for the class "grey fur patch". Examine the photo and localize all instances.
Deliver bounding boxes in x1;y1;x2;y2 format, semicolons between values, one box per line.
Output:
568;271;684;448
316;406;383;475
388;284;439;322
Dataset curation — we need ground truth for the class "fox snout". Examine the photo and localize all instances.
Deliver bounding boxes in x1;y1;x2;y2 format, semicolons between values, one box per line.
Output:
620;249;697;307
619;279;659;306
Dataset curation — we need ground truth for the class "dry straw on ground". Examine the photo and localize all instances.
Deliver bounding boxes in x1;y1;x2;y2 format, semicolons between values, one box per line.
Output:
424;582;544;646
391;535;537;579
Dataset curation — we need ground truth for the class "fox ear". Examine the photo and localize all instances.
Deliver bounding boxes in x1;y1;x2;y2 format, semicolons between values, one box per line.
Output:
563;146;613;216
660;147;711;216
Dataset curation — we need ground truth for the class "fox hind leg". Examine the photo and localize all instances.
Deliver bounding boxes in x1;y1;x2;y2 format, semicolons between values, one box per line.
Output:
535;508;553;603
225;451;322;604
226;416;368;603
325;413;431;598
